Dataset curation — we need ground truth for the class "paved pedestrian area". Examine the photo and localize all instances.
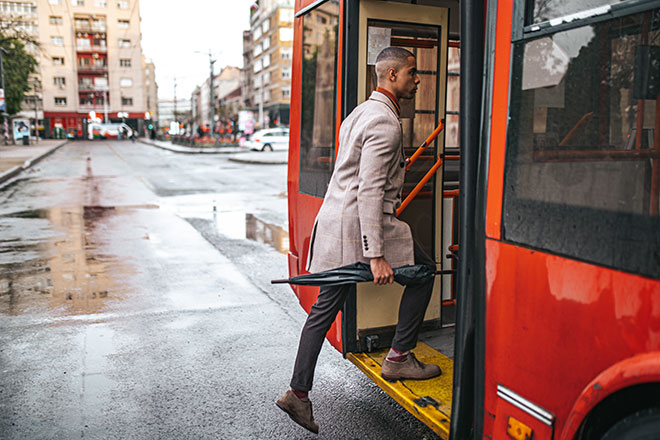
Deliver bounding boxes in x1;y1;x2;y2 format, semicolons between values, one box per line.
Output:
140;138;288;164
0;139;67;174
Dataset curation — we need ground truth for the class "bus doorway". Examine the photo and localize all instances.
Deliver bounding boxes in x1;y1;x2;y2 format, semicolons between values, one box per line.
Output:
338;1;458;436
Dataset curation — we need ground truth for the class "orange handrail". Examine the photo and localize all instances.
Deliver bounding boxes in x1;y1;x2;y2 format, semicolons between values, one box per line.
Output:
406;120;445;171
397;157;444;216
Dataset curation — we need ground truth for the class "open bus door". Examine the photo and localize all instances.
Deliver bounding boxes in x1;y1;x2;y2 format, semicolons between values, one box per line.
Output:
289;0;473;438
338;1;459;436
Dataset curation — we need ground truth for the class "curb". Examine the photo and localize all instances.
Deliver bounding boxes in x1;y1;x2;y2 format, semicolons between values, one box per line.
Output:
227;155;288;165
0;140;69;186
139;139;244;155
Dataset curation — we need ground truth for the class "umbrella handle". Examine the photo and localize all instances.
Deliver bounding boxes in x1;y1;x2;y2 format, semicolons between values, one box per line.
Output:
271;279;290;284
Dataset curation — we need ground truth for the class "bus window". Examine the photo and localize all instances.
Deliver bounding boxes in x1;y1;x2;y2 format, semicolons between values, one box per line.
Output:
529;0;627;25
504;8;660;279
298;1;340;198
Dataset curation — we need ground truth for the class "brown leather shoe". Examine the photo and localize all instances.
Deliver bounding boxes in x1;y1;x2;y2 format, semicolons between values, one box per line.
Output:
276;390;319;434
381;352;442;381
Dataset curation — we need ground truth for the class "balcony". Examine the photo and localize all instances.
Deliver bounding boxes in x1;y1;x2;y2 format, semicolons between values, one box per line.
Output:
77;65;108;75
76;45;107;53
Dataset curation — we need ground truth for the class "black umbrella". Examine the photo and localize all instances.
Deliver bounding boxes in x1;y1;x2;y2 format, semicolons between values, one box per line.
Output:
272;262;450;287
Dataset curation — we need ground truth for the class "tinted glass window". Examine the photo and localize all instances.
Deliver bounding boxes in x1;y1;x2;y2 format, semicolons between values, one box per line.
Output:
299;0;339;198
530;0;627;24
504;8;660;279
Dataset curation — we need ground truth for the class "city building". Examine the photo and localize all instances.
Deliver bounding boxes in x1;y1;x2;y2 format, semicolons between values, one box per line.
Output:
34;0;148;137
158;97;191;134
190;65;240;132
243;0;293;128
142;56;158;123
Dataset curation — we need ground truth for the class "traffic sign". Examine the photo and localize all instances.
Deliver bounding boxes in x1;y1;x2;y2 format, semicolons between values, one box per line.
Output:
0;88;5;112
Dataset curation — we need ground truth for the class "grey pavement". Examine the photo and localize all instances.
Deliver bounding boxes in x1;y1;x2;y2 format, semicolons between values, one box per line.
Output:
0;139;68;183
140;138;288;164
0;140;438;440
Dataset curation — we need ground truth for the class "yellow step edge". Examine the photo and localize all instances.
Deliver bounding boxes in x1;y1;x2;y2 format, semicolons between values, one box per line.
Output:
347;342;453;439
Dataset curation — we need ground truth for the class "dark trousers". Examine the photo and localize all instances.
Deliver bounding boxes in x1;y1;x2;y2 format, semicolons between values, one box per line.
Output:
289;241;435;392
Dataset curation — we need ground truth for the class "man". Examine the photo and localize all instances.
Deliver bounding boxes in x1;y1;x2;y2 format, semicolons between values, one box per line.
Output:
277;47;441;434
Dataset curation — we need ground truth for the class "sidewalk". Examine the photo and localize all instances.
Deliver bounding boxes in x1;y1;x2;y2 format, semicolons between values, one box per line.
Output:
140;138;288;164
0;139;68;184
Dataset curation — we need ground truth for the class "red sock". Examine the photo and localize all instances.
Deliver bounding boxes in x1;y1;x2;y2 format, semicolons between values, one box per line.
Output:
386;347;409;363
292;389;309;401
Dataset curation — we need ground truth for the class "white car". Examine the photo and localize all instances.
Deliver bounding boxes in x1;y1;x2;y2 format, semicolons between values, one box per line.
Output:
245;128;290;151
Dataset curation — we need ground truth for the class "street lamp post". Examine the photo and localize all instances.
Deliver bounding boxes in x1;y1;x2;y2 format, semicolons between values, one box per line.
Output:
0;46;9;145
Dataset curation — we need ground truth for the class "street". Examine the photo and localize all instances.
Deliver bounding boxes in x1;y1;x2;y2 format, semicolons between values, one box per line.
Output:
0;141;438;440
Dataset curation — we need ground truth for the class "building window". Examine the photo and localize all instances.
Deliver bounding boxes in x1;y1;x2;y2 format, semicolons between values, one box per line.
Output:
72;0;84;5
279;28;293;42
254;27;262;40
54;97;67;106
262;19;269;33
52;56;64;65
53;77;66;87
51;36;64;46
317;14;327;24
263;53;270;68
120;78;132;87
281;68;291;79
76;37;91;50
121;97;133;106
92;18;106;31
49;0;61;4
49;16;63;25
299;1;339;197
117;0;129;9
80;95;93;105
253;59;262;73
263;37;270;50
281;48;292;60
280;8;293;22
94;0;106;7
119;39;130;48
119;58;131;67
118;19;129;28
282;87;290;98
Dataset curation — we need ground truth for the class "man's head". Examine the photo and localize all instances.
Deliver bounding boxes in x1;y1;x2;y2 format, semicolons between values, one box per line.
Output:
375;47;420;100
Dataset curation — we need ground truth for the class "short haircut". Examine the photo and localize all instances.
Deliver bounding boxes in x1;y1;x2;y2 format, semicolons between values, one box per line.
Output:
375;47;415;81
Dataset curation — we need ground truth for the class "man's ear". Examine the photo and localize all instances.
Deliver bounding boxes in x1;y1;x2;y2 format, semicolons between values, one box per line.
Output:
388;67;397;82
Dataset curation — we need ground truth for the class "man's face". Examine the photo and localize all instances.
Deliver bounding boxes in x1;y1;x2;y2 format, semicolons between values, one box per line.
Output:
393;56;420;100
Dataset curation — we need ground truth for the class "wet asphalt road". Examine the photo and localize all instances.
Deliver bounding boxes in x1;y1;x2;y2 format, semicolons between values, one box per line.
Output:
0;140;438;439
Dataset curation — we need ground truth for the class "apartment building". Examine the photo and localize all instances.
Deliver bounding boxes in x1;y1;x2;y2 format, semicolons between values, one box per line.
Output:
243;0;293;128
143;56;158;122
36;0;147;136
191;65;240;131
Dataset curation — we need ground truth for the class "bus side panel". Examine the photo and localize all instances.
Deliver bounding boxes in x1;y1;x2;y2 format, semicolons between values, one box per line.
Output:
484;239;660;438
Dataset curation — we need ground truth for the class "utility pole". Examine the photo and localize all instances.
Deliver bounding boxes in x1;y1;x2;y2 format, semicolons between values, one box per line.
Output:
0;47;9;145
32;77;40;143
208;49;216;136
173;76;177;131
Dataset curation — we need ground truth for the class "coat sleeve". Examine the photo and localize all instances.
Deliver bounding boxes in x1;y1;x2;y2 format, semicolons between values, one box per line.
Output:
357;114;400;259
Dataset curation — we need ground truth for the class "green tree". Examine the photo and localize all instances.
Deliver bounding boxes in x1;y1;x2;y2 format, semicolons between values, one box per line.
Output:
0;33;37;115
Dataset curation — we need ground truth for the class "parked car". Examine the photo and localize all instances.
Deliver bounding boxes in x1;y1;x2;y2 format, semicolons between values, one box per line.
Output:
245;128;290;151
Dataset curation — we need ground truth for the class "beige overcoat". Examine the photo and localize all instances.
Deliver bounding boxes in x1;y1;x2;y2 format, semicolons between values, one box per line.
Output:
306;91;415;273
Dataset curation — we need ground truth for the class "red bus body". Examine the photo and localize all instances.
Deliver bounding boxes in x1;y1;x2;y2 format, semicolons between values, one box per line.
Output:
287;0;660;438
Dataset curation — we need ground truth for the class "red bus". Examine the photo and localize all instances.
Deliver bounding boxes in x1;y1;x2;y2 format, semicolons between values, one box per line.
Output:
286;0;660;438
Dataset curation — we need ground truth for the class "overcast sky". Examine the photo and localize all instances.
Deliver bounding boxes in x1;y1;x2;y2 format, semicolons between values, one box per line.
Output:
139;0;254;102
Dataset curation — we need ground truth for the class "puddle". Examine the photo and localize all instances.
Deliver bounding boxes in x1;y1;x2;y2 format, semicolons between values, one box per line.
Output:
0;206;139;316
160;193;289;254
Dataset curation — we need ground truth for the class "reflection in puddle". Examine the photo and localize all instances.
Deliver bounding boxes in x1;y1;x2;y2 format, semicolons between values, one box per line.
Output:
0;206;134;316
213;211;289;254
